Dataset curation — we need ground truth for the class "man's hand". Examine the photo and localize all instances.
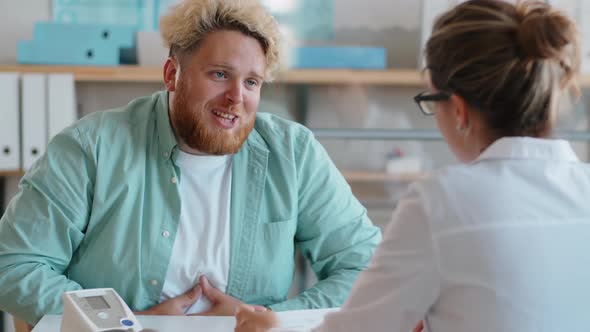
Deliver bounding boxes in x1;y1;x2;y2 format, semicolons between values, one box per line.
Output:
135;285;202;316
235;304;279;332
191;276;263;316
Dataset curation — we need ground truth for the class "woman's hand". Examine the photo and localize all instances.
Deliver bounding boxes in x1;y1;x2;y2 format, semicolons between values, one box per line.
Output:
235;304;280;332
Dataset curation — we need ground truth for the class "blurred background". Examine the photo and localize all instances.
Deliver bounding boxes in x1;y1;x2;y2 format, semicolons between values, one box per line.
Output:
1;1;589;330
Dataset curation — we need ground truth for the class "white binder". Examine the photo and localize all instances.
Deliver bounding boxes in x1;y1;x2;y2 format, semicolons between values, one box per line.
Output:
21;73;48;170
0;72;21;171
576;1;590;73
48;73;77;140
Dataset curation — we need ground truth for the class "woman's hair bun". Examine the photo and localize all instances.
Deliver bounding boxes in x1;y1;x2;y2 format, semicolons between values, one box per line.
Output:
517;2;577;60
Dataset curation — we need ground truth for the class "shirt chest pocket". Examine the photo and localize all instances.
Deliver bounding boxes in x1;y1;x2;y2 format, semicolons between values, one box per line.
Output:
248;218;298;304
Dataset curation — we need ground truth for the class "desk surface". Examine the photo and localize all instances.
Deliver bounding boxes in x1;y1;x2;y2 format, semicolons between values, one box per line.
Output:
32;309;338;332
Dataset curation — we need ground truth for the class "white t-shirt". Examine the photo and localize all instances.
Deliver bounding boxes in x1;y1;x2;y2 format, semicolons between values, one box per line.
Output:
159;150;233;314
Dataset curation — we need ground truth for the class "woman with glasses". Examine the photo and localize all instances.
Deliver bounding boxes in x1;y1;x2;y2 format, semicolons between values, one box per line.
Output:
235;0;590;331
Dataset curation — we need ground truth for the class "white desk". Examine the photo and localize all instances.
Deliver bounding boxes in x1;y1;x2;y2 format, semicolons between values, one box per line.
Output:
32;309;338;332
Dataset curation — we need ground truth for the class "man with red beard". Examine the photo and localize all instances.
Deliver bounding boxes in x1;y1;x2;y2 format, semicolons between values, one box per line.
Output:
0;0;381;327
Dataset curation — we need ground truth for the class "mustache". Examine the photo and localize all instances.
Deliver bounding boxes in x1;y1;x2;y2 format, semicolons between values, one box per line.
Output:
207;103;245;114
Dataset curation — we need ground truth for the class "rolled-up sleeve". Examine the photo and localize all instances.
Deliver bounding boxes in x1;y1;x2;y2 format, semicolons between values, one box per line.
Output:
0;127;95;324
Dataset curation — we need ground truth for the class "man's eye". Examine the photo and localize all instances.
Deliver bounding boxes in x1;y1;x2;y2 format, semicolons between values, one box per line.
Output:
214;71;226;79
246;79;258;87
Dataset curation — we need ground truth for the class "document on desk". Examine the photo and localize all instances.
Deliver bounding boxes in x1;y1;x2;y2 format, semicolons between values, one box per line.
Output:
275;308;339;332
33;315;235;331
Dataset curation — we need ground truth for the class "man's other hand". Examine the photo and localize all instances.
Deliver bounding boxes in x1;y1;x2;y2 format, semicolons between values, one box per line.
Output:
191;275;259;316
135;285;202;315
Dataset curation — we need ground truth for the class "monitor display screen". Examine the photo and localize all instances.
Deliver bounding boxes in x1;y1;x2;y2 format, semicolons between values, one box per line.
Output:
85;296;110;310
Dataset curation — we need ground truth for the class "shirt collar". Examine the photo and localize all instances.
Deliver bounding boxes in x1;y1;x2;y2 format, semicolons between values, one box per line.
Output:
475;136;580;163
155;91;178;160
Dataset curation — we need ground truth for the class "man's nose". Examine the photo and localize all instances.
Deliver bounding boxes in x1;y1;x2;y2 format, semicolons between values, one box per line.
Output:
224;80;243;105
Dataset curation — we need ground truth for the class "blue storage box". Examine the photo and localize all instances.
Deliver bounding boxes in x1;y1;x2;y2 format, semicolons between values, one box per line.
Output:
17;22;137;65
18;40;120;66
33;22;135;48
290;46;387;69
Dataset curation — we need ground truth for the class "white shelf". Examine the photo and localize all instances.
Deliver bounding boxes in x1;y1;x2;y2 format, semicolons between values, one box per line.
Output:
0;65;425;86
3;65;590;86
0;169;424;183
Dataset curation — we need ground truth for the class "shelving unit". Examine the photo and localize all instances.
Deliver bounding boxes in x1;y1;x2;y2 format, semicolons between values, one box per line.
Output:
0;171;25;178
0;169;425;183
0;64;427;183
0;65;424;86
313;128;590;141
3;64;590;182
3;64;590;86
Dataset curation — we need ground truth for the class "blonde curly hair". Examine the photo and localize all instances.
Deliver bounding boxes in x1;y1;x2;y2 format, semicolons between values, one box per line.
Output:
160;0;281;81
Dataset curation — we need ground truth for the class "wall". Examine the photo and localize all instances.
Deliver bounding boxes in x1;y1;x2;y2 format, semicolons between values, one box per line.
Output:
2;0;590;230
0;0;436;217
2;0;590;228
0;0;50;63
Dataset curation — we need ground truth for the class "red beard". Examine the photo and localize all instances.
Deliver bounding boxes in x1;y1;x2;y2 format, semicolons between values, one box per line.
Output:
169;80;255;155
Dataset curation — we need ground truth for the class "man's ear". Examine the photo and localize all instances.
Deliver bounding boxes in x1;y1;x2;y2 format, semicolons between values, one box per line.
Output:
450;94;471;131
163;57;179;92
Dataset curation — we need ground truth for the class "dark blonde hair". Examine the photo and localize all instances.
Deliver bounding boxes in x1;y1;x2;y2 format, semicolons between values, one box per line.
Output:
426;0;580;137
160;0;281;81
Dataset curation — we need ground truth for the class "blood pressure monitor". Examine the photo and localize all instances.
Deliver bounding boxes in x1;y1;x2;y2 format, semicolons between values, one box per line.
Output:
61;288;143;332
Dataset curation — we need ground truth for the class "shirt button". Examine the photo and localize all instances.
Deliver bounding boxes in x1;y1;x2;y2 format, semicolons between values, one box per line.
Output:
162;230;170;238
150;279;158;286
163;151;169;159
171;176;178;184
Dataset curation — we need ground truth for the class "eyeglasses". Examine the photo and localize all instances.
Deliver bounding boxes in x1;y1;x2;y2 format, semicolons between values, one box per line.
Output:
414;91;451;115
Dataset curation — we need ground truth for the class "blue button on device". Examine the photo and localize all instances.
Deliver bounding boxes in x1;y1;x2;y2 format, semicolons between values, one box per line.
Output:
121;319;134;326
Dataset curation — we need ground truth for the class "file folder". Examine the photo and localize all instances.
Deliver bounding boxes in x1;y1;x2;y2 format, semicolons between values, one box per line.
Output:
33;22;135;48
21;74;48;170
578;1;590;73
18;22;137;65
290;47;386;69
18;39;121;66
0;73;21;171
48;74;77;140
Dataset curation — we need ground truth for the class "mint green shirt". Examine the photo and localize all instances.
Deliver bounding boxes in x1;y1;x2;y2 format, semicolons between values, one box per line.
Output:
0;91;380;324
